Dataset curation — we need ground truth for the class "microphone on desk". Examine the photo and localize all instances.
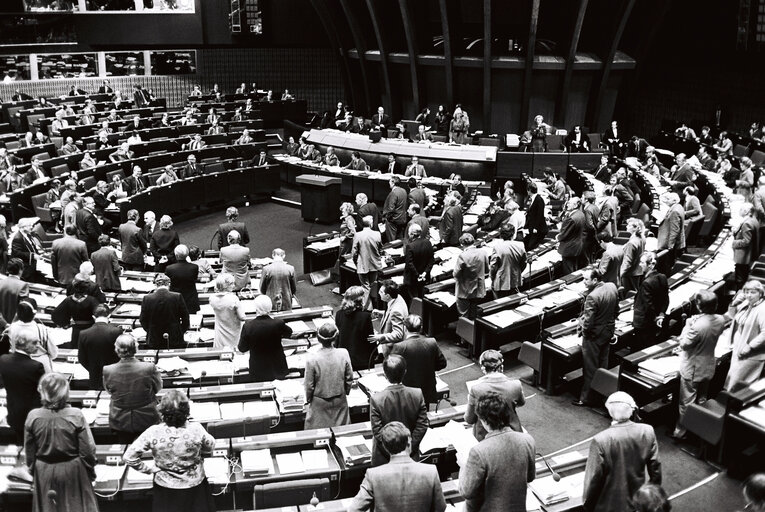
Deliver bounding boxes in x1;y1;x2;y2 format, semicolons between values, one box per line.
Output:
163;333;169;350
307;217;320;238
199;370;207;389
536;452;561;482
434;397;457;413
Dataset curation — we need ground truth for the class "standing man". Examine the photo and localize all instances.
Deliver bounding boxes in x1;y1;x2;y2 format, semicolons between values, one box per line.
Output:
390;315;447;408
404;203;430;246
0;258;29;323
260;248;296;312
141;210;156;245
603;120;624;157
182;154;201;179
582;191;601;263
119;209;146;271
220;230;251;291
583;391;662;512
352;216;384;310
217;206;250;249
733;203;760;289
489;225;526;298
51;225;89;286
165;245;200;314
77;305;121;390
671;291;726;439
370;280;408;355
91;235;122;292
139;273;190;349
632;252;669;351
402;224;434;304
350;422;445;512
355;193;379;231
454;233;488;320
382;176;407;242
371;106;391;132
557;197;586;273
408;178;428;213
573;269;619;407
596;232;624;288
459;392;536;512
657;192;686;267
524;181;548;250
369;355;428;467
438;194;463;247
76;197;101;255
11;218;44;283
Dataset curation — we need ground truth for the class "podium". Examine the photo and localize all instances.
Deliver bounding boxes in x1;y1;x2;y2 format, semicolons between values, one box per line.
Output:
295;174;342;224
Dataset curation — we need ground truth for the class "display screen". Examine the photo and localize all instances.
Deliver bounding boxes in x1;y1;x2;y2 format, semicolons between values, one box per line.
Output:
84;0;194;12
0;55;32;81
105;51;145;76
0;14;77;45
37;52;97;79
150;50;196;75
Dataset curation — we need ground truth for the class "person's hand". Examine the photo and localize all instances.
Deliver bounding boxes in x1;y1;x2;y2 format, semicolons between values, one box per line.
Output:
740;345;752;359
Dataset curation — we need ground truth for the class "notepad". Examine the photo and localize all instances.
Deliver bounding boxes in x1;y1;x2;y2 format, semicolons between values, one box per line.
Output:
95;464;126;483
357;373;389;395
219;402;244;419
301;449;329;471
190;401;221;422
203;457;230;484
240;449;274;476
275;452;305;474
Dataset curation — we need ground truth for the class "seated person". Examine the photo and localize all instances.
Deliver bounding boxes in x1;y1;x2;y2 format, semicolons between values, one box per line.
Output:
349;117;368;135
207;118;225;135
251;151;268;167
126;131;142;146
105;109;121;122
109;143;134;163
305;144;322;163
235;129;253;145
184;133;206;151
96;133;112;150
79;151;96;170
107;175;129;201
50;111;69;136
155;165;179;186
414;125;433;143
323;147;339;166
344;151;368;171
97;120;113;137
565;125;590;152
59;137;80;156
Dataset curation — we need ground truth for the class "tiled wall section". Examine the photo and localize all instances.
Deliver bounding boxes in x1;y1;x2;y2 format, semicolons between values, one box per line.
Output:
0;48;343;115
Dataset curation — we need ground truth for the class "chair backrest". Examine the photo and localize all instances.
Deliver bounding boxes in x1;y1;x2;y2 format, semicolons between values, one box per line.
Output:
589;132;602;149
51;164;69;177
33;152;50;162
546;134;563;151
31;192;48;210
106;169;126;182
206;417;270;438
205;162;225;174
698;202;719;238
733;143;749;158
80;176;96;191
432;134;448;143
6;141;20;151
752;150;765;166
254;477;331;509
636;203;651;225
146;174;160;186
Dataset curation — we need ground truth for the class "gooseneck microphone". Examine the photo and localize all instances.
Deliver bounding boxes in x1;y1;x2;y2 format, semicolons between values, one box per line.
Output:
536;452;561;482
434;397;457;413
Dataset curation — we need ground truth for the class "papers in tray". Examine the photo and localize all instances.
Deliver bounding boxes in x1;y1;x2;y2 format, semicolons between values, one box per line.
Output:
637;355;681;383
335;435;373;466
95;464;126;483
190;401;222;422
483;308;526;329
550;333;582;350
357;373;390;395
275;452;306;474
126;467;154;484
273;379;305;412
155;356;188;373
419;420;478;459
528;471;586;505
203;457;230;484
51;361;89;380
301;449;330;471
425;291;458;308
240;449;274;477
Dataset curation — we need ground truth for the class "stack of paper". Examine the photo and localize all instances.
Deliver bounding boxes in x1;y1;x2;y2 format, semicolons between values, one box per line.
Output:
95;464;126;483
190;401;222;422
287;320;313;335
203;457;230;484
301;449;329;471
243;400;280;419
528;474;569;505
419;421;478;458
425;291;458;308
155;356;188;374
335;435;373;466
550;334;582;350
357;373;390;395
637;356;681;383
273;379;305;412
240;449;274;477
275;452;305;474
483;309;525;329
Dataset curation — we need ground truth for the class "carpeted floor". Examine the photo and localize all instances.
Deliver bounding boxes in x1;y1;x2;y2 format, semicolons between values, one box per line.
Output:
171;198;745;511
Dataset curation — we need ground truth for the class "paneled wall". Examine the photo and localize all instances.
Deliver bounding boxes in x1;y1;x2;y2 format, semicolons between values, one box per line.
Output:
0;48;342;115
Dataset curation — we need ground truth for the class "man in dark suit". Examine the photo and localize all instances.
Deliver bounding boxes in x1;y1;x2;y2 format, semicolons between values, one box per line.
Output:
75;197;102;255
165;245;200;314
78;305;121;390
0;258;29;323
667;153;696;193
119;209;146;271
125;166;147;196
733;203;760;288
141;210;156;244
523;181;548;250
454;233;488;320
438;194;463;247
217;206;250;249
97;79;113;95
557;197;587;274
11;89;32;102
139;273;190;349
404;203;430;246
382;176;408;242
596;232;624;287
656;192;686;266
11;217;44;283
489;225;526;298
625;135;648;160
603;120;624;157
352;216;383;310
351;422;446;512
573;268;619;407
0;335;44;442
51;225;89;286
402;223;434;303
390;315;447;407
384;153;402;174
355;193;380;231
91;235;121;292
632;252;669;351
371;106;391;132
182;154;201;179
592;154;612;183
369;355;428;467
102;334;162;443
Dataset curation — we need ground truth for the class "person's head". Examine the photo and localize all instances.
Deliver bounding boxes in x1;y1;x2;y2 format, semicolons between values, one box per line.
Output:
383;354;407;384
389;175;400;189
143;210;155;225
661;192;679;206
377;106;384;116
479;349;504;373
638;252;657;274
154;273;170;289
98;234;110;247
742;157;754;170
80;261;94;276
254;294;272;316
684;186;697;198
83;196;95;211
407;223;422;241
159;215;173;230
597;231;613;249
16;300;36;323
158;389;190;428
38;373;69;411
500;225;517;241
6;257;22;278
388;153;395;163
476;391;511;432
743;473;765;512
187;154;196;166
743;280;765;305
632;484;670;512
605;391;637;423
411;156;419;166
13;323;39;353
272;248;285;261
379;421;411;456
339;202;354;218
361;215;373;229
408;202;421;218
566;197;581;211
379;279;399;302
93;304;109;321
114;333;137;359
675;153;687;165
418;125;426;134
316;322;339;348
626;218;645;237
355;193;368;206
583;268;602;290
404;314;423;334
174;244;189;261
692;290;717;315
527;181;538;195
341;285;365;312
459;233;475;248
572;124;581;134
611;120;618;129
227;228;241;246
214;272;235;293
534;115;544;125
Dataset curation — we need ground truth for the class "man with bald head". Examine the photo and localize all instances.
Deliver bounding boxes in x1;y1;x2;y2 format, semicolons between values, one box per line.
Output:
75;196;101;255
139;273;190;349
220;230;251;291
217;206;250;249
165;244;200;313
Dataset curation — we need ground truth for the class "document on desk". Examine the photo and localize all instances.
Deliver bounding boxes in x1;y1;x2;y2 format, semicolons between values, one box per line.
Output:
51;361;89;380
240;449;274;476
113;303;142;316
637;356;681;383
286;320;312;335
425;291;458;308
550;334;582;350
528;474;570;505
275;452;305;474
347;386;370;408
301;449;329;471
483;309;525;329
219;402;244;419
358;373;390;395
203;457;230;484
155;356;188;373
243;400;279;419
48;327;72;346
95;464;126;483
190;401;222;422
419;421;477;458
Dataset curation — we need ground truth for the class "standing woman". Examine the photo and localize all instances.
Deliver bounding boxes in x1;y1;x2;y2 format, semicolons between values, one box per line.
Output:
124;390;216;512
304;323;354;429
337;202;356;271
24;372;99;512
449;110;468;145
52;279;99;350
209;273;246;349
620;218;646;292
151;215;180;273
725;280;765;393
434;105;451;135
334;286;374;370
238;295;292;381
